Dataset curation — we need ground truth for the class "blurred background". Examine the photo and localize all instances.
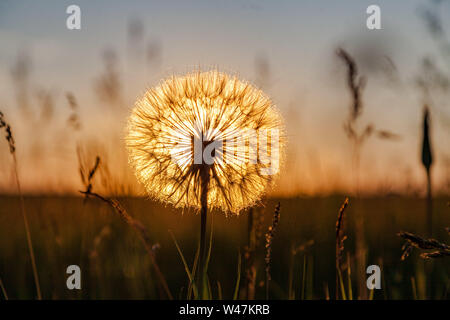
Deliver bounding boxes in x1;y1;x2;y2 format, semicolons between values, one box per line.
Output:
0;0;449;300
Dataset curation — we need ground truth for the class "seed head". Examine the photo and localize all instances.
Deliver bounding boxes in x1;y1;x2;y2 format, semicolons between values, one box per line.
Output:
126;71;284;214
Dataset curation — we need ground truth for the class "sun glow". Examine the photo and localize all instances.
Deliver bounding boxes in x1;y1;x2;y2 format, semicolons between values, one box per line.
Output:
126;71;284;214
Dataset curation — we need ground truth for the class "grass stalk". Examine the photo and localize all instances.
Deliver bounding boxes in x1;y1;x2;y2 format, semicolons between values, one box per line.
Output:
301;254;306;300
13;154;42;300
169;230;197;299
84;190;173;299
335;197;349;299
265;203;281;300
233;251;242;300
411;277;417;300
217;281;223;300
0;276;8;300
347;253;353;300
1;112;41;300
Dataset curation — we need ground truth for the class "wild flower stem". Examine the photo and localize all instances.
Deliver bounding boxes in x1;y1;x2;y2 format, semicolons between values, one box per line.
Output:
198;171;209;299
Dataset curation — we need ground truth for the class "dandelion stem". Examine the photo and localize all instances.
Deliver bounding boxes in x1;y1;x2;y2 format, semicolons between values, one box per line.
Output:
198;171;209;299
198;204;207;298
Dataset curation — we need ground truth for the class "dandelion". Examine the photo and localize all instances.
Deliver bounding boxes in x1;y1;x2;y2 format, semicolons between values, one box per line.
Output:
126;70;284;297
126;71;284;213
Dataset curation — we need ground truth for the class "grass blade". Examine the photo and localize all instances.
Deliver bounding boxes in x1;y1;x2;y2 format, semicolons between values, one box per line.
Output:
205;214;214;274
301;255;306;300
233;251;242;300
0;277;8;300
346;253;353;300
288;245;295;300
169;230;198;299
217;281;223;300
337;268;347;300
207;275;212;300
188;246;200;300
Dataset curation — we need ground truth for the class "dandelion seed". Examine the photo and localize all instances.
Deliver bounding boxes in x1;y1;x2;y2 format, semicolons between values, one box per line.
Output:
126;71;284;214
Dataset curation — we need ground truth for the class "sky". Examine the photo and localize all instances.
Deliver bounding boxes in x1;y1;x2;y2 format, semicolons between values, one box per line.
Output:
0;0;449;196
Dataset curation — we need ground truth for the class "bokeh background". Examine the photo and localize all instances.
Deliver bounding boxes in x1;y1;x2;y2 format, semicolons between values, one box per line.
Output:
0;0;449;300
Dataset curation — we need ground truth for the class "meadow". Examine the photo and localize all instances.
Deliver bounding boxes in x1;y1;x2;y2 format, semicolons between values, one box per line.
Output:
0;195;448;299
1;2;450;301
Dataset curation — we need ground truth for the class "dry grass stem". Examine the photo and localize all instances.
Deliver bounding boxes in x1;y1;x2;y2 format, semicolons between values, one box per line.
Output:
398;231;450;260
0;276;8;300
335;197;349;299
1;111;41;300
79;156;173;299
244;207;265;299
265;202;281;299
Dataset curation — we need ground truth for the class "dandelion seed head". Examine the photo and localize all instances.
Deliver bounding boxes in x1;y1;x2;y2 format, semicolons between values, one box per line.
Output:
126;71;284;214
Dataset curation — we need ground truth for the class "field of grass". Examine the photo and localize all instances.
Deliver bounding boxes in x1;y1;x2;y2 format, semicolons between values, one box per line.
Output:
0;195;448;300
2;0;450;305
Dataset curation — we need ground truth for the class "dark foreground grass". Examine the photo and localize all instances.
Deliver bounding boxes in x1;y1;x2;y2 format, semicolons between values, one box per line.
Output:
0;195;448;300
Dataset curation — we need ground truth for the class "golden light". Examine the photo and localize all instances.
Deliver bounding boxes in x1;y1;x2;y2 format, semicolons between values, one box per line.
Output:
126;71;284;214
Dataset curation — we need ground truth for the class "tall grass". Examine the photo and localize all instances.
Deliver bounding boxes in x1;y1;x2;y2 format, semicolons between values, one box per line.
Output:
79;154;173;299
398;230;450;259
0;276;8;300
265;203;281;299
336;48;399;299
421;106;434;236
244;207;264;299
335;197;349;299
288;239;314;299
0;111;41;300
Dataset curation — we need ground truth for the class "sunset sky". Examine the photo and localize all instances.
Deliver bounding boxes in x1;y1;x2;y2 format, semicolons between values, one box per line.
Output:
0;0;449;195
